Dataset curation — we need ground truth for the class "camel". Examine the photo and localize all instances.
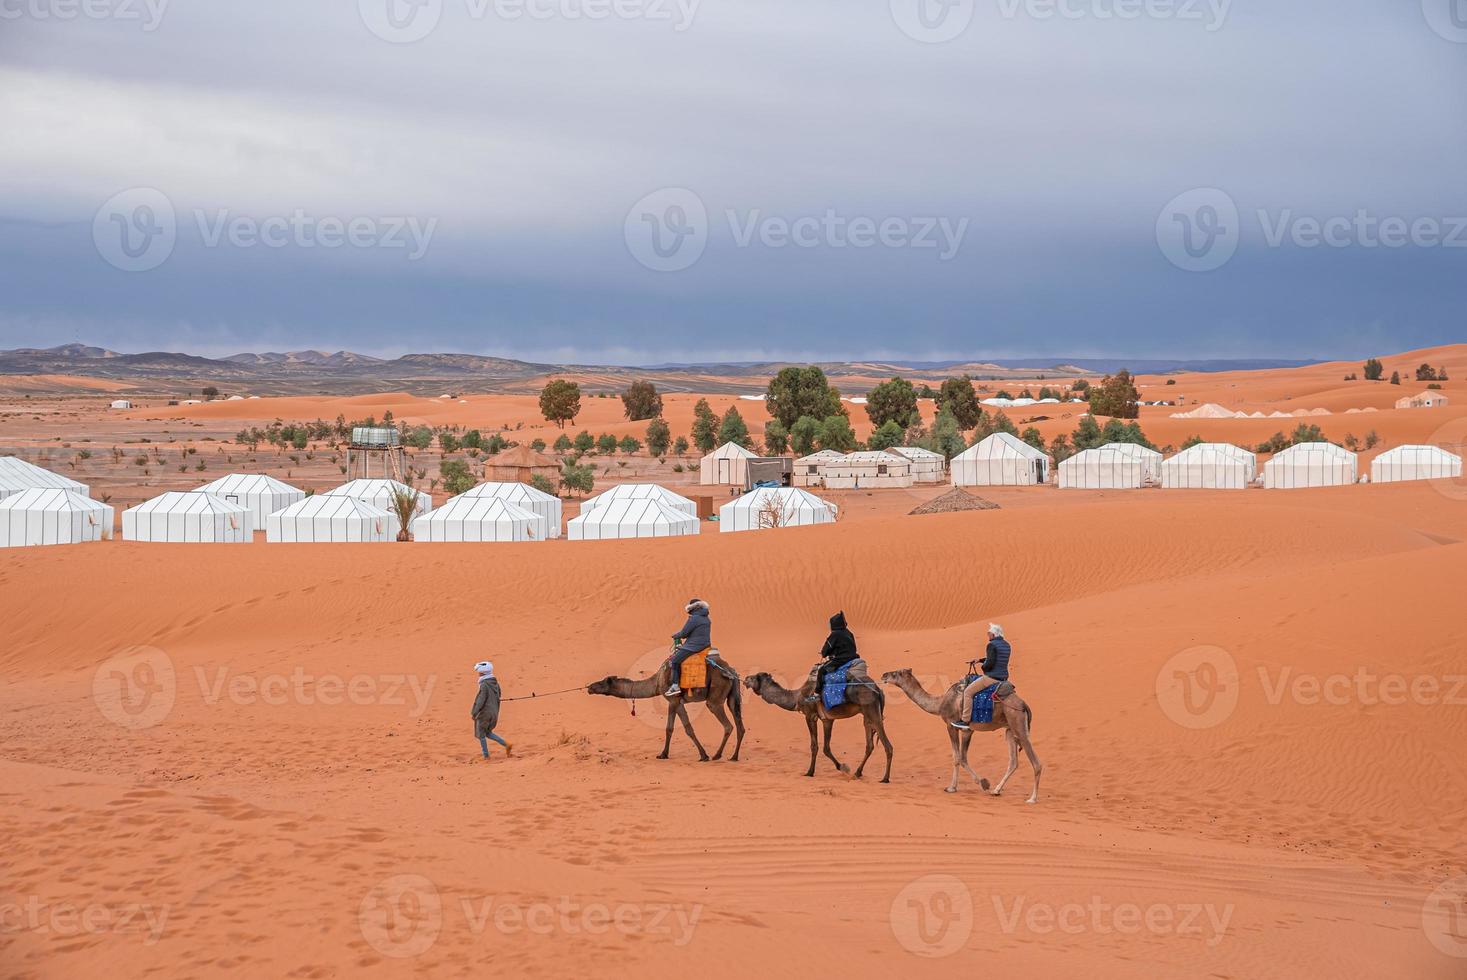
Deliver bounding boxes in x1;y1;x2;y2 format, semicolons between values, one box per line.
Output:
587;655;745;762
880;668;1042;804
743;670;893;783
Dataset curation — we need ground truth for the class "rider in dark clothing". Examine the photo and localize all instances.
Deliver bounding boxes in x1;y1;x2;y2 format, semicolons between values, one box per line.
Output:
953;624;1011;729
809;611;859;702
665;599;711;696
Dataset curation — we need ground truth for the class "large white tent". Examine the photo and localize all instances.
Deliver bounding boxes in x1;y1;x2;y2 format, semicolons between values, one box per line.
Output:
1161;443;1257;489
719;487;837;532
817;451;914;489
0;456;89;501
122;492;252;543
1058;445;1159;489
699;442;757;485
0;489;113;548
885;446;946;483
266;496;396;542
579;483;696;516
1263;442;1358;489
1371;445;1463;483
324;479;431;516
567;498;700;540
1103;442;1163;482
410;497;540;542
196;473;305;527
951;433;1051;486
453;482;562;538
792;450;844;487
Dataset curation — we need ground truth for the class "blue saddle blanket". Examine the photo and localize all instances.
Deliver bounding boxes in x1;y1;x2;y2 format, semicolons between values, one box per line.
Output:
821;661;857;710
965;674;999;724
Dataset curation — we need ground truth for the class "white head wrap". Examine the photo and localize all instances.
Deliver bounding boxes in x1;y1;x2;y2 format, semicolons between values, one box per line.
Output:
474;661;494;678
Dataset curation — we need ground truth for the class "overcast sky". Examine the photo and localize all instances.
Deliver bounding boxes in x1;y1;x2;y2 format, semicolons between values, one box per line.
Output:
1;1;1464;363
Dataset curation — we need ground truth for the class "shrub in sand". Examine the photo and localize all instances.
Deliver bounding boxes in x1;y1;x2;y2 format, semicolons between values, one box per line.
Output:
387;484;420;542
529;473;557;496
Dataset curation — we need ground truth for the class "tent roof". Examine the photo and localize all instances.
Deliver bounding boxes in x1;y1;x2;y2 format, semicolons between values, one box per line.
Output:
723;487;835;512
0;456;87;492
954;432;1050;462
125;491;249;515
1098;442;1162;459
1169;442;1255;462
1374;444;1461;462
0;487;108;513
794;450;844;465
570;497;695;527
705;442;756;459
886;446;944;461
582;483;694;511
457;481;558;504
415;497;538;522
1268;442;1356;462
274;496;392;519
198;473;303;495
326;479;426;499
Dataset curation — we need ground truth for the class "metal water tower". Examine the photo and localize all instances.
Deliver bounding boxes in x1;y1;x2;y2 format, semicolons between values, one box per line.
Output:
347;426;407;481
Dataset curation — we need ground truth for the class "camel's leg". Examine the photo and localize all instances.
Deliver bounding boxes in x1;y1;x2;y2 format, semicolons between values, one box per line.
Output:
658;700;676;759
675;702;711;761
958;730;990;790
729;691;745;762
803;712;818;777
1012;715;1043;804
854;718;876;780
991;730;1020;796
876;718;893;784
944;724;961;793
706;697;733;761
821;719;848;774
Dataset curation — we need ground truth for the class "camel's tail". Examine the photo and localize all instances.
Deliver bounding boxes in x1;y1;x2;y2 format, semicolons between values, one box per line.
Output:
1023;703;1033;730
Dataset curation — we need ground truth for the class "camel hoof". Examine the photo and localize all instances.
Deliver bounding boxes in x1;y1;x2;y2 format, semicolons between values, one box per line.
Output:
944;787;957;794
978;778;991;791
880;777;889;784
1026;797;1039;805
656;753;669;760
989;789;1002;797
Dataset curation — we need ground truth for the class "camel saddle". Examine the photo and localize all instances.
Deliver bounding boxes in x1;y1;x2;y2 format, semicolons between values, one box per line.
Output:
678;649;711;690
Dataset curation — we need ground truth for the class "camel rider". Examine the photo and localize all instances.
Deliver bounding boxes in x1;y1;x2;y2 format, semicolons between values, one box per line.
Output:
665;598;711;697
952;623;1011;730
807;611;859;704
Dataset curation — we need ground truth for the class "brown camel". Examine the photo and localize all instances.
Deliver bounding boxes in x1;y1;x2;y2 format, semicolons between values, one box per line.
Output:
743;670;893;783
587;655;745;762
880;668;1042;804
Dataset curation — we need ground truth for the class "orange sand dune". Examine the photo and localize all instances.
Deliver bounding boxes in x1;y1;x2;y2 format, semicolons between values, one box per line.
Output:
3;479;1466;978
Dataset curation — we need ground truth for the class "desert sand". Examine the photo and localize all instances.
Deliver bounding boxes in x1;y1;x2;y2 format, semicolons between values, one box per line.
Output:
2;352;1466;978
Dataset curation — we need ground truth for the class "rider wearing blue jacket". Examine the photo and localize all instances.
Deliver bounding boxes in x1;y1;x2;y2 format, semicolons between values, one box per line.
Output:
665;598;711;696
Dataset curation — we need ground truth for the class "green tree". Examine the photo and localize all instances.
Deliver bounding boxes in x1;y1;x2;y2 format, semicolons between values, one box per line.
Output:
1087;369;1140;419
763;419;789;455
573;430;595;454
1416;364;1438;382
439;431;460;454
440;458;476;496
596;433;618;454
673;436;690;456
528;473;557;496
1048;433;1075;464
530;438;546;451
1180;434;1205;451
621;380;663;421
559;460;595;496
405;425;434;450
789;415;822;456
716;405;753;449
691;399;719;452
937;376;981;430
765;366;843;429
645;418;671;458
553;433;573;453
1389;371;1401;385
1071;415;1104;451
865;376;920;429
1021;427;1045;450
929;408;966;459
816;415;857;453
618;435;642;454
202;386;219;399
539;379;582;428
868;419;905;451
461;429;483;450
1363;358;1384;381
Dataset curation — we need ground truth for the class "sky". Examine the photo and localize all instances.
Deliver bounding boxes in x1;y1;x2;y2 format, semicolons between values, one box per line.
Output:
1;0;1465;364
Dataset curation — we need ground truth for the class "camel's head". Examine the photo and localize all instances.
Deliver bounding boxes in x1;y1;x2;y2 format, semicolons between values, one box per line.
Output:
586;676;618;696
880;668;915;685
744;672;773;694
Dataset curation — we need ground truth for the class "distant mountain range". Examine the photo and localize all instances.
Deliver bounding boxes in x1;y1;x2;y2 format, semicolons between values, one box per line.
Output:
0;343;1323;396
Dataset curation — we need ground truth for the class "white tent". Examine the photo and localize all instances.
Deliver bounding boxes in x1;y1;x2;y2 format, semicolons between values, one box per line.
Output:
567;498;700;540
266;495;396;542
1263;442;1358;489
1058;445;1160;489
0;489;113;548
0;456;89;501
1161;443;1257;489
719;487;837;532
699;442;757;485
886;446;946;483
817;451;914;489
453;482;562;539
110;399;133;409
324;479;431;516
792;450;844;487
1371;445;1463;483
196;474;305;527
122;492;252;543
951;433;1051;486
410;496;540;542
580;483;696;516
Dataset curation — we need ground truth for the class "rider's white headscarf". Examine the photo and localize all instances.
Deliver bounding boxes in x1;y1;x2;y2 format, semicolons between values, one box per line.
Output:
988;624;1005;638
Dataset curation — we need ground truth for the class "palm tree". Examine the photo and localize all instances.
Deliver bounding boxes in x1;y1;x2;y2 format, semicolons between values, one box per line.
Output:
388;483;420;542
